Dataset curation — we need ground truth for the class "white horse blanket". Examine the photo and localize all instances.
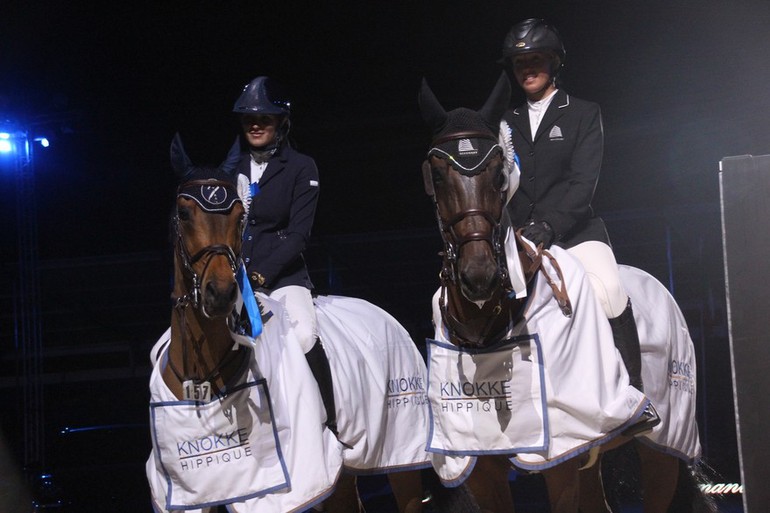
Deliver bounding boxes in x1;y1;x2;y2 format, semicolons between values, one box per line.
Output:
146;293;430;512
621;264;701;462
427;240;701;485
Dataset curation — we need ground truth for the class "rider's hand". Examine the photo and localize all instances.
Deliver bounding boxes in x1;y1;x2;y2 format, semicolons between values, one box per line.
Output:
521;220;555;249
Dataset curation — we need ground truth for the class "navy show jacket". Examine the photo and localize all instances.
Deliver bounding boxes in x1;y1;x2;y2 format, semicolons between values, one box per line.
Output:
238;143;320;291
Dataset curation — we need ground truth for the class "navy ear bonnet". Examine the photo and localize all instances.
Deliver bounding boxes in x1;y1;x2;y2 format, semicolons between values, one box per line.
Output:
171;133;242;213
178;171;241;214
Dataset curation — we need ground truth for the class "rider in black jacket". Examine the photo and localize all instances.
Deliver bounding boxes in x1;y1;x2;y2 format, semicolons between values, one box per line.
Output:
500;19;658;432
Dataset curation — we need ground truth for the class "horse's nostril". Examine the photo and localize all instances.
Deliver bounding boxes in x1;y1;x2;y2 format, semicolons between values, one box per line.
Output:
459;263;499;302
227;282;237;302
203;279;238;316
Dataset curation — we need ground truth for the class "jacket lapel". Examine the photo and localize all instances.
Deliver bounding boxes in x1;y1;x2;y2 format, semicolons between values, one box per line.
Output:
254;145;288;187
533;90;569;143
510;106;534;146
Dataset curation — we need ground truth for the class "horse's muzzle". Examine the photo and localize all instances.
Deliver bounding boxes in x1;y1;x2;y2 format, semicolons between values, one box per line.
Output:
458;257;500;304
202;278;237;318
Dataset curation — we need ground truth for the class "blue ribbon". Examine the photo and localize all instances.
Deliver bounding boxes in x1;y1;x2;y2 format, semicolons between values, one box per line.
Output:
236;264;263;338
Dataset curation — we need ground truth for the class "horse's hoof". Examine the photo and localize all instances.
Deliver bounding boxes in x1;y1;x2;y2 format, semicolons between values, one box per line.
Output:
622;402;661;437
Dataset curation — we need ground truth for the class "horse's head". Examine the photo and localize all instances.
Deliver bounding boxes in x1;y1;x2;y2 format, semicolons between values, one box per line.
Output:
419;74;516;304
170;134;245;318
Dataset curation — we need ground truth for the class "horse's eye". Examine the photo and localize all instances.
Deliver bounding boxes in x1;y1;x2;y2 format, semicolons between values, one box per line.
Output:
495;170;507;191
489;162;507;191
177;207;191;221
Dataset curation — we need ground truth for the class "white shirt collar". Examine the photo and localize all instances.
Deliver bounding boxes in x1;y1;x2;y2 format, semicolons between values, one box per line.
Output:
527;89;558;139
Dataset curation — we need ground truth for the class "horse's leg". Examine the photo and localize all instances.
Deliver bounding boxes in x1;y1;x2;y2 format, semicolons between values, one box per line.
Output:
387;470;424;513
636;442;678;513
577;455;612;513
323;472;363;513
464;455;515;513
541;458;581;513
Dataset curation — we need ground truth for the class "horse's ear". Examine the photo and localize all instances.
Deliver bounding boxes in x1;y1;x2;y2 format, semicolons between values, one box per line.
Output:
418;78;447;134
219;136;241;175
170;132;194;179
478;73;511;129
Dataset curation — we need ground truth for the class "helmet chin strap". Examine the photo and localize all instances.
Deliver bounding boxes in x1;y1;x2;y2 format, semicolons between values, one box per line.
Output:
248;117;290;162
249;146;277;164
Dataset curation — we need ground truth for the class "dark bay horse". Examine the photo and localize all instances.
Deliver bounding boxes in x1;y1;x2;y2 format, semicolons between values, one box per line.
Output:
145;135;428;513
417;74;702;513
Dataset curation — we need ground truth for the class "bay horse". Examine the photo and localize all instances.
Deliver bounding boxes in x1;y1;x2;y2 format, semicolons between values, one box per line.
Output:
145;134;429;513
417;74;702;513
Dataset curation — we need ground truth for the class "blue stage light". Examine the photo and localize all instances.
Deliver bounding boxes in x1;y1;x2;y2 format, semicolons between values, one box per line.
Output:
0;129;18;154
0;132;11;151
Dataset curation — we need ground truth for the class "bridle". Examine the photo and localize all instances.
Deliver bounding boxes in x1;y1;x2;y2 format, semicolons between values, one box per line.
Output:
169;178;245;391
425;133;572;347
424;133;516;346
171;179;241;310
425;133;512;296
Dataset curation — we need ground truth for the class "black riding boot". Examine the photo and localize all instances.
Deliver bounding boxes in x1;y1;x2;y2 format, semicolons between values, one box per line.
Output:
609;299;644;392
305;338;339;437
611;299;660;436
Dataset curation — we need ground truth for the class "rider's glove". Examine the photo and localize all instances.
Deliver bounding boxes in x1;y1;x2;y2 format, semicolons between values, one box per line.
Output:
521;220;555;249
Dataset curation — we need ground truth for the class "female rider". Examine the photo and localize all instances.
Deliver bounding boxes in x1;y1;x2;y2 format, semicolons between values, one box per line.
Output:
232;76;338;436
500;18;658;431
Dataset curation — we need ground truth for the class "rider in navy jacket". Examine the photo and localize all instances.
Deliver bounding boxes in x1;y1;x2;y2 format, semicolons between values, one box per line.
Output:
238;142;319;291
233;76;338;437
500;19;658;434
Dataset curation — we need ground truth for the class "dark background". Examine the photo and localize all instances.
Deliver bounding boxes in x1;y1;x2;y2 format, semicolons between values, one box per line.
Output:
1;1;766;511
2;1;769;256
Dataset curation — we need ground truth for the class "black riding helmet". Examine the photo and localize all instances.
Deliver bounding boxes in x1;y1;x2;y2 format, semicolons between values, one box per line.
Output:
501;18;566;77
233;76;291;116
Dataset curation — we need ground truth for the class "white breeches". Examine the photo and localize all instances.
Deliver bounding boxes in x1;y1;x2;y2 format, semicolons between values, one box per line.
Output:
268;285;318;353
566;241;629;318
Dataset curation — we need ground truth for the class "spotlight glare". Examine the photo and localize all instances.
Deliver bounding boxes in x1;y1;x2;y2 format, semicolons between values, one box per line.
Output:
0;140;12;153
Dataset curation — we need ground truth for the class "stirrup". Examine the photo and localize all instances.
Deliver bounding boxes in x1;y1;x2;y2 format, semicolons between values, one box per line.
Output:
622;402;661;437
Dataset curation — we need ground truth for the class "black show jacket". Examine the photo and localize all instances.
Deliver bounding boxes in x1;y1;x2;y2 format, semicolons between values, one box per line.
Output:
504;89;610;248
